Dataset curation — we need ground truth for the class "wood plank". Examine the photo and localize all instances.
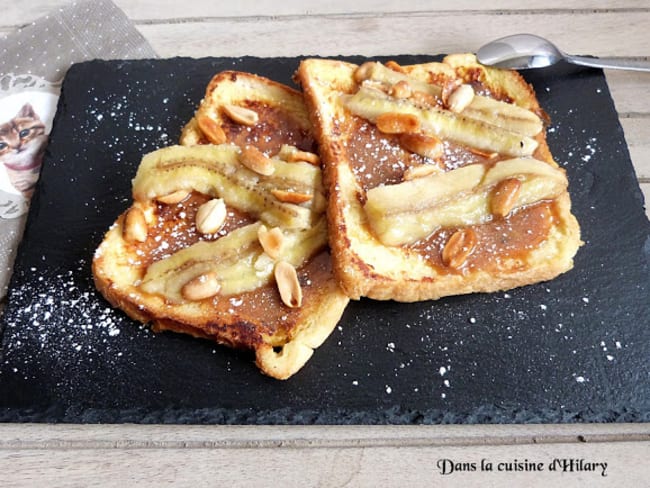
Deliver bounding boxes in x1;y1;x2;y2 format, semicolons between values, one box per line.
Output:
5;1;650;27
606;71;650;115
1;423;649;448
620;117;650;180
1;424;649;487
1;441;648;487
134;12;650;58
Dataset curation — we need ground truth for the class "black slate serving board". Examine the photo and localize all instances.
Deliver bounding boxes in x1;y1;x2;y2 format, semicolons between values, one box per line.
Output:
0;56;648;424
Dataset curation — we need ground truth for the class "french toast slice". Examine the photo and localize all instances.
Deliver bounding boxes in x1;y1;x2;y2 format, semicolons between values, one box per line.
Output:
93;72;349;379
296;54;582;301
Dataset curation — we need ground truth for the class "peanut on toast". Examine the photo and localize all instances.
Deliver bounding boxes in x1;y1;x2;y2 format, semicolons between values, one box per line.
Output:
296;54;582;301
93;72;349;379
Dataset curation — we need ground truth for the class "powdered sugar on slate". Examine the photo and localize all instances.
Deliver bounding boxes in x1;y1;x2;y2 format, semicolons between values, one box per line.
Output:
1;258;152;386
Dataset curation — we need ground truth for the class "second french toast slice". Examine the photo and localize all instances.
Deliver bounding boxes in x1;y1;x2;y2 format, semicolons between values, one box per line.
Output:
296;54;582;302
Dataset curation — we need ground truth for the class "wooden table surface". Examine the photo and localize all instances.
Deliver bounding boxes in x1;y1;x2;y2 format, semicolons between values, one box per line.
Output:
2;1;649;486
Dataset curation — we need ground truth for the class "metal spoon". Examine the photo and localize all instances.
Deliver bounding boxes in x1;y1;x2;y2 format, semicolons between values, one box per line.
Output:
477;34;650;72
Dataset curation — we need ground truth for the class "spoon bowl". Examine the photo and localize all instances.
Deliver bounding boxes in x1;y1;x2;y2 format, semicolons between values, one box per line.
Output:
477;34;650;72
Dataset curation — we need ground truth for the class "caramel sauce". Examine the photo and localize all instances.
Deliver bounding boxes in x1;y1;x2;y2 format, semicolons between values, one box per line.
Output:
222;101;316;155
346;118;428;191
214;250;334;337
410;201;556;273
345;120;520;192
154;249;334;340
141;193;254;267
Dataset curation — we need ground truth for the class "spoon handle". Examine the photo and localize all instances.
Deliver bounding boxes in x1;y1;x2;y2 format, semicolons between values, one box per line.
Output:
565;54;650;72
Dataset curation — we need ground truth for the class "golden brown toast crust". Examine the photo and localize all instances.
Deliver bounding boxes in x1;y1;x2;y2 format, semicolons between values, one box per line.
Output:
296;55;582;301
93;71;349;379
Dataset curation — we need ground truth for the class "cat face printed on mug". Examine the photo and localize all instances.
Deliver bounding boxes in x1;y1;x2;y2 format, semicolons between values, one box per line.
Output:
0;103;48;198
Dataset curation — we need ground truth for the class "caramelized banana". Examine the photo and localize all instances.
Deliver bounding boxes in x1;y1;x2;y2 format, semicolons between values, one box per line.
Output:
365;163;486;220
343;87;538;157
132;145;325;229
355;61;543;136
141;223;263;302
355;62;441;97
141;218;328;302
364;158;568;246
462;96;543;137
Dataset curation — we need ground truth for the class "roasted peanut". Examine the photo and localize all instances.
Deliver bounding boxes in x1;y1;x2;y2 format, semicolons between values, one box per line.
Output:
239;146;276;176
222;104;259;126
441;79;462;105
257;225;284;259
389;80;413;99
403;163;442;181
195;198;227;234
285;149;320;166
442;228;477;268
468;146;498;159
376;112;420;134
354;61;376;83
399;133;443;159
446;84;475;113
274;261;303;308
197;114;227;144
385;60;405;73
123;207;148;243
490;178;522;218
271;189;313;204
181;272;221;301
156;190;190;204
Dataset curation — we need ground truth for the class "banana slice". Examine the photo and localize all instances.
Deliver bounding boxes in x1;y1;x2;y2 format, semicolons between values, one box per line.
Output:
481;157;565;185
141;218;328;302
355;61;543;136
364;158;568;246
343;87;538;158
132;145;324;229
355;61;442;98
461;96;543;137
365;163;485;219
140;223;262;301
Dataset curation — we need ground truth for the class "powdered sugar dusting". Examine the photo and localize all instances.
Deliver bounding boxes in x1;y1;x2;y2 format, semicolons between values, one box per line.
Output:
1;258;152;388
